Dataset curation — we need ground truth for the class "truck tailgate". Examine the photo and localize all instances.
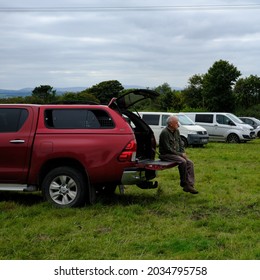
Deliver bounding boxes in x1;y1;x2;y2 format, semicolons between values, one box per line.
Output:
137;159;178;170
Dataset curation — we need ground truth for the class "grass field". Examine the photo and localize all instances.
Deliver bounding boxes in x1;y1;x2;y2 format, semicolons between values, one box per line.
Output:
0;139;259;260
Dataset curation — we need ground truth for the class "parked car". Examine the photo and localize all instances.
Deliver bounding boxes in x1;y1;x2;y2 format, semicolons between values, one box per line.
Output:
137;112;209;147
239;117;260;138
184;112;255;143
0;89;177;208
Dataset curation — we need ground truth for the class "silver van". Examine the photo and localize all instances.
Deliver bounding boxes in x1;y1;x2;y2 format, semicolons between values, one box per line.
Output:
239;117;260;138
184;112;255;143
138;112;209;147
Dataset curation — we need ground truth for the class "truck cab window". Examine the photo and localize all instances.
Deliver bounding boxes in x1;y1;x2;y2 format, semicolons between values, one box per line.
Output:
0;108;28;132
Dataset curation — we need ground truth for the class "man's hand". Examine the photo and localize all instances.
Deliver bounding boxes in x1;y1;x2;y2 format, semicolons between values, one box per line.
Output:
182;153;188;160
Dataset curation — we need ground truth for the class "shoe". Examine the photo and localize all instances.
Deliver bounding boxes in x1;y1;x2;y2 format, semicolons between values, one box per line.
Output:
183;186;199;194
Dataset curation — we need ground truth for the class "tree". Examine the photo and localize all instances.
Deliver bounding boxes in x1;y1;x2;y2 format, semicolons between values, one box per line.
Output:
32;85;57;103
155;83;174;111
87;80;124;104
172;90;185;112
77;91;99;103
59;91;99;103
234;75;260;108
202;60;241;111
182;74;204;109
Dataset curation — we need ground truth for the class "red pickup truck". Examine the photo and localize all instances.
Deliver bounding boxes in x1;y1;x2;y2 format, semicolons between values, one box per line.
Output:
0;90;176;207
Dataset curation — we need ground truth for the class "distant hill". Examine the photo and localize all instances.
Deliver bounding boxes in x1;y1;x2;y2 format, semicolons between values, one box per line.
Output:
0;88;32;98
0;87;88;98
0;85;183;98
0;85;142;98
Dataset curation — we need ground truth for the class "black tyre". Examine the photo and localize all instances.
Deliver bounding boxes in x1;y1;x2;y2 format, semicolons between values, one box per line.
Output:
42;166;88;208
227;133;240;143
181;136;188;148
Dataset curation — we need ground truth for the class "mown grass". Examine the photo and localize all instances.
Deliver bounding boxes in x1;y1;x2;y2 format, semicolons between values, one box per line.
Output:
0;140;259;260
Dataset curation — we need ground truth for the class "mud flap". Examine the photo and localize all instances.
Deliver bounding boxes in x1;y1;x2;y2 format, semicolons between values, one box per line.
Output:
88;182;97;205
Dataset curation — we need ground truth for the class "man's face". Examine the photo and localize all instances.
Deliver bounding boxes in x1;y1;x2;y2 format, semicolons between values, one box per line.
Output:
169;118;179;130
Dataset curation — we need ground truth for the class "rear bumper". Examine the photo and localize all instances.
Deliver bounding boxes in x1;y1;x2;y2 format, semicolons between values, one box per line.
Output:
121;169;149;185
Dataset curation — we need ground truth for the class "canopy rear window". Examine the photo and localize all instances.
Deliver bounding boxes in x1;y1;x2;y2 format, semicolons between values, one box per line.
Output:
45;109;114;129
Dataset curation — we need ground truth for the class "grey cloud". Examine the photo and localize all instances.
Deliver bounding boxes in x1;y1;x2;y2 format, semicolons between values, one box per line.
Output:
1;0;260;89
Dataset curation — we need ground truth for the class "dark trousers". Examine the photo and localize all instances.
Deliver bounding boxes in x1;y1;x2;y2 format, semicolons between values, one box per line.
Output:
160;154;195;188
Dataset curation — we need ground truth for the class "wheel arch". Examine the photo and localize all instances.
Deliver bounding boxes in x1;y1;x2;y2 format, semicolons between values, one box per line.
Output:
226;133;240;143
38;157;89;188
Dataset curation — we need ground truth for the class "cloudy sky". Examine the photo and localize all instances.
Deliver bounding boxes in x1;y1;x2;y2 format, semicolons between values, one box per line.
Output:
1;0;260;90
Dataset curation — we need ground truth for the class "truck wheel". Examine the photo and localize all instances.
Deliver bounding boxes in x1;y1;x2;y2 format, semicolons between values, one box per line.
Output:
42;167;88;208
227;133;240;143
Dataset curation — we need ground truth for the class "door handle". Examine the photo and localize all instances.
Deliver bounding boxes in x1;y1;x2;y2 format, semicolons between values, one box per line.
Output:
9;139;25;144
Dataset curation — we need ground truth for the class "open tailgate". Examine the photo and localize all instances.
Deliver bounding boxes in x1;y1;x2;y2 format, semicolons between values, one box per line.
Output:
137;160;178;170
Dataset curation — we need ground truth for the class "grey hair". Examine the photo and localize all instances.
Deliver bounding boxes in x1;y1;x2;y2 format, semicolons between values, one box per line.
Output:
166;115;178;125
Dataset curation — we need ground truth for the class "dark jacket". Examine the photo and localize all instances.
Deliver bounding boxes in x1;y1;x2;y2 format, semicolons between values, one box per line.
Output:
159;127;184;156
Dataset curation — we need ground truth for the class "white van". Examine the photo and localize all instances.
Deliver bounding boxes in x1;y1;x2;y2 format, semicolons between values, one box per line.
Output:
184;112;255;143
137;112;209;147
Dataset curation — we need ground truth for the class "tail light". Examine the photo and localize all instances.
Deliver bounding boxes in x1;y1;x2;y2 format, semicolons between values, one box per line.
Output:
118;139;137;162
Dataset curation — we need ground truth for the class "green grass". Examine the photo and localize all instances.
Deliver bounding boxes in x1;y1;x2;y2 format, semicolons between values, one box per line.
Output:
0;140;259;260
